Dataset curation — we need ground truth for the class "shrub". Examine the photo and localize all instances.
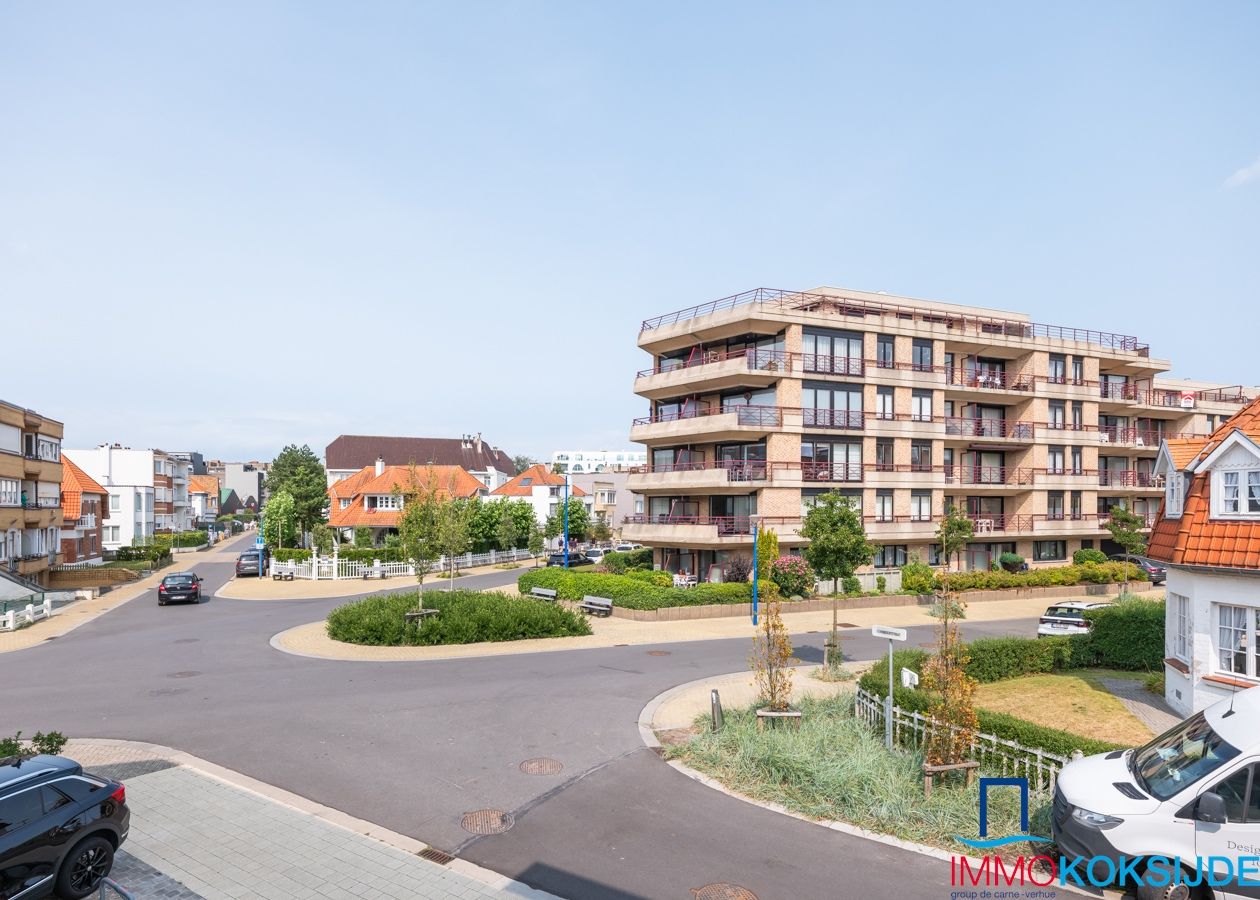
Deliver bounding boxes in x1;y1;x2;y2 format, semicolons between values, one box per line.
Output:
963;637;1074;683
602;548;653;574
841;575;861;595
1073;548;1108;565
875;575;887;593
900;560;935;595
1145;671;1165;695
326;590;591;646
1073;598;1165;670
516;568;772;611
770;555;814;598
935;562;1143;592
114;545;172;564
625;569;673;587
0;730;67;759
725;555;753;584
998;552;1024;573
354;526;373;548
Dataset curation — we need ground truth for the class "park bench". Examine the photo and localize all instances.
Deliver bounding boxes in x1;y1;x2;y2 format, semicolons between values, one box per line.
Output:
529;587;558;602
272;568;294;581
362;566;387;580
578;595;613;617
405;609;440;624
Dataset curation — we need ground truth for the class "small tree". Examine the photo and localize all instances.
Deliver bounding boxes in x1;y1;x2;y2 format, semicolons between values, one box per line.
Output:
1105;504;1148;595
354;526;373;549
396;466;442;585
434;497;475;588
935;504;975;596
798;493;874;667
311;523;333;556
526;521;545;564
755;525;779;580
749;599;797;713
590;511;612;543
262;490;296;550
495;503;520;552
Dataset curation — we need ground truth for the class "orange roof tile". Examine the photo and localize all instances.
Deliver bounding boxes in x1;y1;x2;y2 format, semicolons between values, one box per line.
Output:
60;455;107;522
188;474;220;497
490;464;587;497
326;464;484;529
1148;396;1260;570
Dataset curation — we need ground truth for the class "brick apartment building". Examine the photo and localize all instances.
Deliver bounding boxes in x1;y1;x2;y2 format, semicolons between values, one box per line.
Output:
624;286;1255;581
59;455;108;564
0;399;64;586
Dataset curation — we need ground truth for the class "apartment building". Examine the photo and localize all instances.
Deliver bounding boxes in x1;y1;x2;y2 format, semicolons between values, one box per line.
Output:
325;434;516;491
0;400;65;586
59;455;108;564
66;445;195;549
551;450;647;474
625;287;1255;581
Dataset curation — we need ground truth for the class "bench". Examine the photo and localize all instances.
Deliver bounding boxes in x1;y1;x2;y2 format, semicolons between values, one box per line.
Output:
405;609;440;624
272;569;295;581
922;760;980;798
529;587;558;602
578;595;613;617
362;567;387;580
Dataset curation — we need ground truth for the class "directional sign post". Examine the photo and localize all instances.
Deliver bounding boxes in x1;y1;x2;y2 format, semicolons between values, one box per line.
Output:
872;625;907;749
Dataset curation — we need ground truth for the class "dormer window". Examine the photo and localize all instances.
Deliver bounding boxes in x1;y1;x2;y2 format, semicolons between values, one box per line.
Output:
1166;471;1185;518
1215;469;1260;518
1224;472;1241;513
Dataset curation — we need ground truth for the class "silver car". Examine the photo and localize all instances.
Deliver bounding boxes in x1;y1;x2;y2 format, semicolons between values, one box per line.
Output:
1037;600;1110;637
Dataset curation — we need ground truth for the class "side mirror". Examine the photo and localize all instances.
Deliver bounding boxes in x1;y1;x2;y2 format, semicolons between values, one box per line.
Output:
1197;791;1228;824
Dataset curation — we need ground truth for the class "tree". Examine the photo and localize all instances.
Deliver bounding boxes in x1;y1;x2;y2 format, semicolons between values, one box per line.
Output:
262;490;296;550
526;521;545;564
311;523;333;556
544;498;590;545
590;511;612;543
495;502;520;551
265;445;328;538
434;498;475;588
936;504;975;596
798;492;875;666
467;498;499;553
512;455;537;475
396;465;443;585
505;500;535;548
749;599;797;713
755;525;779;580
353;526;373;549
1105;504;1148;595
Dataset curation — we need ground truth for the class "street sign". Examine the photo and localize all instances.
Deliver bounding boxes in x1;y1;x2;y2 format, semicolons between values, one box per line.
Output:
901;668;920;689
255;537;264;549
871;625;907;641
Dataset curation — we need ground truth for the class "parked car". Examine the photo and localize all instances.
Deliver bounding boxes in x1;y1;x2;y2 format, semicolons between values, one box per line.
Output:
614;543;642;552
1109;553;1166;584
585;548;607;564
1037;600;1110;637
158;572;203;605
546;552;590;567
0;754;130;899
235;550;264;577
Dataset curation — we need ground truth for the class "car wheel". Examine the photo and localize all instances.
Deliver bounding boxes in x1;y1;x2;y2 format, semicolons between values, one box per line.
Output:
158;599;166;606
54;835;114;899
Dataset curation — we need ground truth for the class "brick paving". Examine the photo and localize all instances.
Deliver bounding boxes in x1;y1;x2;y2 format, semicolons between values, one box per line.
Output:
1102;677;1181;734
111;850;205;899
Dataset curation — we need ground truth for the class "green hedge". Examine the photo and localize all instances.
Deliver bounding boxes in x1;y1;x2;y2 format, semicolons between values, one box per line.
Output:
516;568;778;611
963;636;1076;683
171;530;208;548
1075;598;1166;671
602;548;653;573
326;590;591;646
272;547;409;563
936;561;1143;592
114;546;172;564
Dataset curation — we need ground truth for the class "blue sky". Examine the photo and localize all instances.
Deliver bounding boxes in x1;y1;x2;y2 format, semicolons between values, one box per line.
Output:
3;2;1257;462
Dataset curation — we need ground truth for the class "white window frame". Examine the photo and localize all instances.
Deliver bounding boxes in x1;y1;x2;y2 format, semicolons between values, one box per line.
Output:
1166;471;1185;518
1224;471;1241;513
1217;604;1259;679
1171;592;1191;663
1213;469;1260;519
0;479;17;506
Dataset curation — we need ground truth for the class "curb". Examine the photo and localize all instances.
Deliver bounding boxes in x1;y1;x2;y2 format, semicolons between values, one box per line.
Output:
635;673;1096;898
74;738;561;899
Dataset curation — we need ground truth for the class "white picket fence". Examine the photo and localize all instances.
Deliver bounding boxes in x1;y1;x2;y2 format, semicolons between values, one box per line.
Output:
269;547;540;581
0;597;54;632
854;687;1071;793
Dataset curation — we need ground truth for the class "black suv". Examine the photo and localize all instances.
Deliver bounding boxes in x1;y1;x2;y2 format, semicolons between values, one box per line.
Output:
0;755;129;899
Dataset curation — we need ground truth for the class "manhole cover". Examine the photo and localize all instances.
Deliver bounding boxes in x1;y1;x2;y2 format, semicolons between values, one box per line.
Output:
460;809;514;835
520;757;564;775
167;671;201;679
174;638;199;644
692;884;758;900
646;650;671;657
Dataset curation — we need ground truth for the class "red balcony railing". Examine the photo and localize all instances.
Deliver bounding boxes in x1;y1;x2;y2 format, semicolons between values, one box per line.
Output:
1096;426;1165;447
629;460;770;482
632;404;784;427
1035;467;1096;479
636;349;793;379
944;417;1036;440
802;408;866;430
946;369;1035;392
966;513;1034;533
639;287;1150;355
1097;470;1165;488
779;460;865;482
622;514;755;535
944;466;1036;486
1099;384;1254;407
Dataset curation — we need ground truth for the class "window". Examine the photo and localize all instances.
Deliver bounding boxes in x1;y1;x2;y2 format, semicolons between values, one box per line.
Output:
1071;356;1084;385
1251;472;1260;513
1207;765;1260;824
910;441;932;472
873;545;907;568
1225;472;1241;513
1167;471;1185;518
0;787;46;834
103;526;119;543
802;383;863;429
1048;400;1065;430
1048;354;1066;384
875;387;894;420
910;491;932;522
876;334;894;368
875;490;894;523
1047;491;1065;520
911;390;932;422
0;479;16;506
634;497;643;514
1034;540;1066;561
1070;490;1083;520
1070;446;1082;474
875;439;894;472
135;494;142;511
912;339;933;372
1171;592;1191;662
1218;605;1259;677
1072;401;1083;430
340;499;351;509
1047;446;1065;474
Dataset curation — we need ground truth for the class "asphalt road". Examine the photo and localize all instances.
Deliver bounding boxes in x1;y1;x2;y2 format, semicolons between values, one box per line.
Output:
4;534;1041;900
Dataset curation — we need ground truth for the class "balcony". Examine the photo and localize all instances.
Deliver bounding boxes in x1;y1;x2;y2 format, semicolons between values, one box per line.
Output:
943;417;1036;445
1096;427;1166;449
634;349;792;399
863;463;939;488
965;513;1034;535
865;514;939;539
627;460;771;494
621;514;757;547
943;466;1036;488
631;405;785;443
1035;468;1097;490
944;368;1036;399
1097;471;1165;490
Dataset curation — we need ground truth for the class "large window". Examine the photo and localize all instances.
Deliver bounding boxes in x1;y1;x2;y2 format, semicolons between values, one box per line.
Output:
1046;491;1065;520
800;439;860;482
912;339;933;372
1033;540;1066;561
875;387;894;420
1171;592;1191;663
1047;354;1066;384
874;490;894;523
911;390;932;422
873;545;908;568
875;438;894;472
1218;604;1260;677
876;334;894;369
910;491;932;522
1047;446;1065;475
803;329;863;375
0;479;16;507
802;383;863;429
1048;400;1066;430
910;441;932;472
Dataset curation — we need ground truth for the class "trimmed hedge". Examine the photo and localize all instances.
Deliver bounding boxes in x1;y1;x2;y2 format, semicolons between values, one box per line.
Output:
114;546;172;564
326;590;591;646
935;561;1143;592
964;636;1076;683
1075;598;1166;671
517;568;778;611
602;548;653;573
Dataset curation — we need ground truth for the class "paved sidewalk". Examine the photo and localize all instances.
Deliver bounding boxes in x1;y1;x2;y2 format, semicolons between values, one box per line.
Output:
0;569;165;654
1102;677;1181;734
272;593;1077;662
217;560;538;601
67;740;557;900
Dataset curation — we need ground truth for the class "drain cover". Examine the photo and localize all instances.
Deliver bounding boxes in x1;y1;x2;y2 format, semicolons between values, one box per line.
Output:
520;757;564;775
646;650;671;657
418;847;454;865
692;884;758;900
167;671;201;679
460;809;514;835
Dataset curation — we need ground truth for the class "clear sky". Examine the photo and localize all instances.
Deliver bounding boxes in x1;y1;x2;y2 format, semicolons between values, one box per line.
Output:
3;2;1257;463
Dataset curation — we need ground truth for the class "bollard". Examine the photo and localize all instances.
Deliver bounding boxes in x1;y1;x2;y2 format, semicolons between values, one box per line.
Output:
710;688;725;732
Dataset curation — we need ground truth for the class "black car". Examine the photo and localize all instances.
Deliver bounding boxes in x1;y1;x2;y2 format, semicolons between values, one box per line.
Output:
158;572;203;605
1109;553;1166;584
235;550;264;577
0;755;130;899
546;552;590;567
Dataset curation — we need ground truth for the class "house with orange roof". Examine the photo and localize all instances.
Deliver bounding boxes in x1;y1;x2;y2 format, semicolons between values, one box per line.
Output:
188;474;221;529
327;458;487;544
1150;394;1260;716
59;455;109;564
490;464;593;542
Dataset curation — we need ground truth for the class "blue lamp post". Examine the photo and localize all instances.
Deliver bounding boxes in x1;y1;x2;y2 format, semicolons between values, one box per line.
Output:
751;515;759;626
562;472;570;569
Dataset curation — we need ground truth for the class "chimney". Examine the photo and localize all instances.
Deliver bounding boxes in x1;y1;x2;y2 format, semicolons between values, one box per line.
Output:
375;456;384;477
474;432;483;454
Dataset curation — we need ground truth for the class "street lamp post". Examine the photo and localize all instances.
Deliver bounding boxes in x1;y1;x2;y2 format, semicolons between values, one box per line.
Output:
563;472;570;569
751;515;760;627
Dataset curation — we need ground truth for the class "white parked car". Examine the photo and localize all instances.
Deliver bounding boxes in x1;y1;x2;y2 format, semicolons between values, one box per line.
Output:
585;548;607;563
1036;600;1110;638
614;543;636;552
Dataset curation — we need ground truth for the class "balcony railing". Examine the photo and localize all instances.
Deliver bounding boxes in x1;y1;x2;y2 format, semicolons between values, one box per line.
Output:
1036;467;1096;479
966;513;1034;533
22;497;61;510
801;354;865;377
1033;512;1159;529
630;460;770;482
636;348;793;379
639;287;1150;354
622;514;755;535
946;369;1035;392
1096;427;1165;447
802;408;865;430
1097;471;1165;488
777;461;865;482
1099;384;1254;407
633;404;784;427
944;418;1036;440
944;466;1036;486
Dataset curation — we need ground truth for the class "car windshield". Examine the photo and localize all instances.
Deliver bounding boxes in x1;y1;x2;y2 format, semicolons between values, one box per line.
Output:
1045;606;1087;619
165;575;194;585
1130;711;1241;800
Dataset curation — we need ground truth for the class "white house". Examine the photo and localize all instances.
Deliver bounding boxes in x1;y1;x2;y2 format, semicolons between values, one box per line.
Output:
551;449;646;474
490;464;594;538
1151;396;1260;717
64;445;195;549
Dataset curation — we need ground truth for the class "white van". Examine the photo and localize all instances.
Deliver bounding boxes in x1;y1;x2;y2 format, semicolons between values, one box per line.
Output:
1055;685;1260;898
